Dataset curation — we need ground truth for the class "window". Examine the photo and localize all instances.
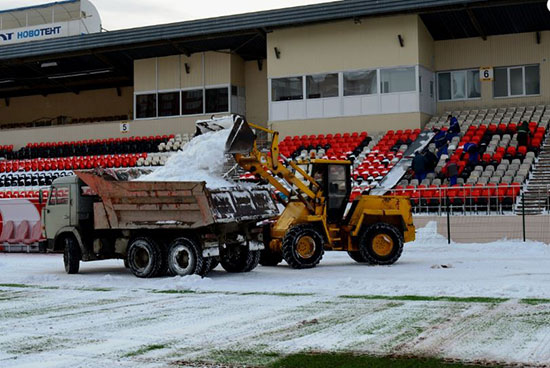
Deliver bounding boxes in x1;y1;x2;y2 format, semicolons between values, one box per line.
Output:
135;94;157;118
205;87;229;114
158;92;180;117
272;77;303;101
48;186;69;206
438;70;480;101
343;70;377;96
494;65;540;98
181;89;204;115
380;67;415;93
306;73;338;99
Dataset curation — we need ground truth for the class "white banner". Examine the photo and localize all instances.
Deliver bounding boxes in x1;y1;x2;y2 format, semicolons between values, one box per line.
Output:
0;22;69;45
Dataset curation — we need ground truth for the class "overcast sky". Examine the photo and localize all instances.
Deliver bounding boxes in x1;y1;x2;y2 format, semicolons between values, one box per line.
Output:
1;0;337;30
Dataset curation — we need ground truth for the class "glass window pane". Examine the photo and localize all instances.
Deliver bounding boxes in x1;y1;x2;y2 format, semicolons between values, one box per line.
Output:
467;70;481;98
510;68;524;96
438;73;451;100
205;87;229;114
525;65;540;95
380;67;415;93
452;71;466;99
182;90;204;115
494;68;508;97
306;73;339;99
158;92;180;117
135;94;157;119
343;70;377;96
271;77;303;101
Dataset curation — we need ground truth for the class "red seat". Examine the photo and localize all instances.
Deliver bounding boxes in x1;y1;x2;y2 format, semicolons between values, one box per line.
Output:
23;221;43;245
0;220;15;243
8;220;29;244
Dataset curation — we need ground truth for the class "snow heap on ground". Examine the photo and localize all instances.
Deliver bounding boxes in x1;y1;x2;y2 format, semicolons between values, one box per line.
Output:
139;129;234;188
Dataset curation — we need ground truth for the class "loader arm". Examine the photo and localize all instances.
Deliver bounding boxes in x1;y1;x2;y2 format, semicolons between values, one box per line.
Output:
227;121;323;214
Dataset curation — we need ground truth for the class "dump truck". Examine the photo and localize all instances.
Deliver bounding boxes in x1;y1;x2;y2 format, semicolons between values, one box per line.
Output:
222;115;416;269
42;169;279;278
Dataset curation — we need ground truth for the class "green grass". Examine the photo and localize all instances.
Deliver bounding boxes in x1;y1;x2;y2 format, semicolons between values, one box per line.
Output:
205;349;281;366
0;283;33;288
520;298;550;305
340;295;509;304
269;353;503;368
123;344;167;357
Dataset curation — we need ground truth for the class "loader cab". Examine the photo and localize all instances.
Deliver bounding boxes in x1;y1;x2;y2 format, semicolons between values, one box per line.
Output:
311;161;351;223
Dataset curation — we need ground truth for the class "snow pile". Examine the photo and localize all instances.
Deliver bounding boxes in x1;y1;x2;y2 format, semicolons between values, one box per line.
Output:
139;129;234;188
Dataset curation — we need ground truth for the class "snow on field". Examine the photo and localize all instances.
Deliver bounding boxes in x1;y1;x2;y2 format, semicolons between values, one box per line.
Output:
139;129;234;188
1;223;550;367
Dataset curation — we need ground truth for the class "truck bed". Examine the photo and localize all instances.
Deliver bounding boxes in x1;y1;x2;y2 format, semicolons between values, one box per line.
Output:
75;171;278;230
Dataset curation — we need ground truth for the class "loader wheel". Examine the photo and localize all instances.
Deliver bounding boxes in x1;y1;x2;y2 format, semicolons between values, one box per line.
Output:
282;224;324;269
259;248;283;266
359;223;404;265
63;236;80;274
127;237;163;278
347;251;368;263
220;244;259;273
166;237;206;277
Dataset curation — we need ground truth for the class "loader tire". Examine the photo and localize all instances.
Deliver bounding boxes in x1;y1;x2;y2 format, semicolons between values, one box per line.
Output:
259;248;283;266
347;251;368;263
220;245;258;273
63;236;80;274
166;237;206;277
358;223;404;265
127;237;163;278
282;224;324;269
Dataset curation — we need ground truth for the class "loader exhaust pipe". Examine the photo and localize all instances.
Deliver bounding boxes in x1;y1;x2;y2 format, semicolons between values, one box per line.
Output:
225;116;256;154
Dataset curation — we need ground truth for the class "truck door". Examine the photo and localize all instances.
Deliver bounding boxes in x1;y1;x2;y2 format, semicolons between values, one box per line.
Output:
326;164;351;223
44;185;72;240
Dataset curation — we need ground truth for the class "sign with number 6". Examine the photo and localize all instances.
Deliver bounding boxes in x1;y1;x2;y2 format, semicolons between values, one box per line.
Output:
480;67;493;81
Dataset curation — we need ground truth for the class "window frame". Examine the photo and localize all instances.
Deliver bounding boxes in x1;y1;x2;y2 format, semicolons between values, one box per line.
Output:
379;66;417;94
342;69;378;97
437;69;481;102
157;89;181;117
134;92;158;119
271;76;304;102
493;64;540;99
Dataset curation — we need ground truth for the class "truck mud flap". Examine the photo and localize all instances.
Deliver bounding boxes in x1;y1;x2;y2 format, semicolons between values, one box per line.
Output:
209;187;279;223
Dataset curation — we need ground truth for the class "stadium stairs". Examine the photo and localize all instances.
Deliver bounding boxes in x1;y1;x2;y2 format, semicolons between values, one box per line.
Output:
517;133;550;215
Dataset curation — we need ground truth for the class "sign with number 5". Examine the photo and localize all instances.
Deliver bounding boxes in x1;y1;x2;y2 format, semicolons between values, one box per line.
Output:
480;67;493;81
120;122;130;133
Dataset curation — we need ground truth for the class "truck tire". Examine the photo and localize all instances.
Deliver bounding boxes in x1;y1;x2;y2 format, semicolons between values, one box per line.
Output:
259;248;283;266
166;237;205;277
347;251;368;263
282;224;324;269
127;237;163;278
63;236;80;274
358;223;404;265
220;245;258;273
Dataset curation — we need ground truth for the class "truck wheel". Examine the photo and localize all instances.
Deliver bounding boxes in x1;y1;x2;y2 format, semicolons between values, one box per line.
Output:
259;248;283;266
63;236;80;274
282;224;324;269
220;245;258;273
166;238;205;277
127;237;163;278
358;223;404;265
347;251;368;263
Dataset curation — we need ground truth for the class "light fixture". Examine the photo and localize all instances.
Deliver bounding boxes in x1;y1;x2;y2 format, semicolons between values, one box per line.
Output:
398;34;404;47
274;47;281;59
40;61;58;68
48;69;112;80
0;79;14;84
184;63;190;74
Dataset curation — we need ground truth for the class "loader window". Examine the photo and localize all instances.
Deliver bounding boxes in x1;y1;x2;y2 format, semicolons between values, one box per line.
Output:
327;164;350;223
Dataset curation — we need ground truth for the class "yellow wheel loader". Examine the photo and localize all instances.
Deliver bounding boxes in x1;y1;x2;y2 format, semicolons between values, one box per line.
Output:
224;116;415;269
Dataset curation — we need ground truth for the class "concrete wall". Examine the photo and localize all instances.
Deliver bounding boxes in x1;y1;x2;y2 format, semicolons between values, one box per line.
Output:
267;15;421;78
414;215;550;244
435;31;550;113
0;87;133;126
270;112;424;138
245;60;268;126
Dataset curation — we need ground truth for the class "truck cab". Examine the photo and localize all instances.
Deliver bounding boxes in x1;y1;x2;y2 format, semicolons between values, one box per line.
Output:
42;176;94;254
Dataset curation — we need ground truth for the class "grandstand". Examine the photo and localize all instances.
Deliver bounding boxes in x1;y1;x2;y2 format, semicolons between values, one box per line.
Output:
1;0;550;249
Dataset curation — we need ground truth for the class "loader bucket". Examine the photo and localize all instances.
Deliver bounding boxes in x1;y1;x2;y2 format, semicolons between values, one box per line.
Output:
225;118;256;154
